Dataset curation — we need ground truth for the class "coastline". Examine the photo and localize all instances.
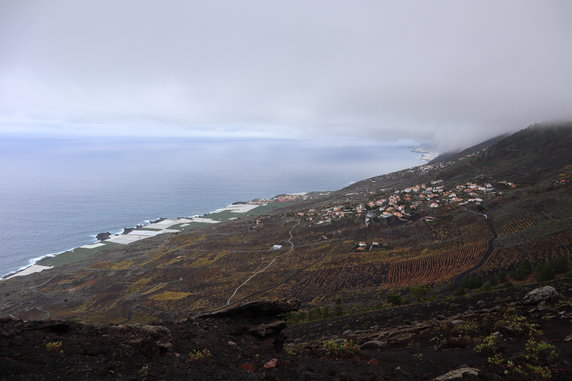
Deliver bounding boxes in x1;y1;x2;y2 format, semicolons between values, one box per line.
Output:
1;146;425;280
411;146;440;162
0;193;313;280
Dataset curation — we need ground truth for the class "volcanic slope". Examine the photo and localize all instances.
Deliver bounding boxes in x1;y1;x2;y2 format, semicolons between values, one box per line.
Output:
0;123;571;324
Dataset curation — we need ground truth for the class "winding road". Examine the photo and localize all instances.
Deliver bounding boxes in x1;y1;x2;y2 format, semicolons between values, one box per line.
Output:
447;209;498;290
226;219;301;305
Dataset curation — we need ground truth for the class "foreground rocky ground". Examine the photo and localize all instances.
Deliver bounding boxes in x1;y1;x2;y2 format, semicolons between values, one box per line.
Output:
1;279;571;380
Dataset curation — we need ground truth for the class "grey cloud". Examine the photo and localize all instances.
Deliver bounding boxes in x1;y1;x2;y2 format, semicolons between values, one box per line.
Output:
1;0;571;150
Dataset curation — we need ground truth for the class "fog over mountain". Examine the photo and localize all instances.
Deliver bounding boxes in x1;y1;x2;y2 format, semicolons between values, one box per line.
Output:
1;1;571;150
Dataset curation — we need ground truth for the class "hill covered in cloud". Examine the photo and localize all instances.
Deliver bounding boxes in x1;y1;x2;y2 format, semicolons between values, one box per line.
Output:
1;1;572;150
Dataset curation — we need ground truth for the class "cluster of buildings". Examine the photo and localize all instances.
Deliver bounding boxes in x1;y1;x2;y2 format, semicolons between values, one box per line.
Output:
354;241;380;252
245;193;310;205
297;179;512;226
295;206;357;225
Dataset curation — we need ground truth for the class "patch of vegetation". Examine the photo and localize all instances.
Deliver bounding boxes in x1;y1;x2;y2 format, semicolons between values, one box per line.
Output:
334;298;344;316
148;291;192;301
474;334;501;354
474;312;559;379
549;255;569;274
451;321;480;335
535;263;555;282
322;339;360;357
126;277;153;293
386;293;404;306
494;313;541;337
489;339;558;380
511;259;532;281
189;348;213;361
535;255;569;281
462;275;483;289
287;299;347;324
45;341;63;353
188;250;229;268
431;335;448;351
110;260;134;271
409;285;429;302
130;311;159;324
524;338;558;363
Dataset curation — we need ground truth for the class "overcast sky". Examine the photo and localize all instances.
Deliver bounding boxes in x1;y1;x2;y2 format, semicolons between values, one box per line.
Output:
1;1;571;150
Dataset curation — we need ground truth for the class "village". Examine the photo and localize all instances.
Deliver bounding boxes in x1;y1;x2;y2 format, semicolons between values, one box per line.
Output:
292;179;517;234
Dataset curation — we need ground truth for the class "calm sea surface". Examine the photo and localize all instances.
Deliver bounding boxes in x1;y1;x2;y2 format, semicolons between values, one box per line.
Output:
0;136;422;276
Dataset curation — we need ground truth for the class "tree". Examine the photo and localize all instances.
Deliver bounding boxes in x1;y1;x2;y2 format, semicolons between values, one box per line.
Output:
498;271;508;283
462;275;483;289
481;282;492;292
316;307;324;320
387;293;404;306
550;255;569;274
536;263;555;282
308;309;317;321
512;259;532;280
409;285;429;302
334;298;344;316
323;306;331;319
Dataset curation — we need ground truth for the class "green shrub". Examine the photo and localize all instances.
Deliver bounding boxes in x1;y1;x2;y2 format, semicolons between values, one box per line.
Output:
536;263;555;282
322;339;360;357
512;259;532;281
334;298;344;316
481;282;492;292
550;255;569;274
524;338;558;363
189;348;213;361
462;275;483;289
497;339;558;380
45;341;63;353
497;271;508;283
386;293;404;306
409;285;429;302
474;334;500;354
452;321;480;335
495;314;540;337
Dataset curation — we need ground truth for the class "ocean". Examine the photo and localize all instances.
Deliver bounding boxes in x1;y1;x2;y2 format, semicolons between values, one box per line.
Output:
0;136;422;276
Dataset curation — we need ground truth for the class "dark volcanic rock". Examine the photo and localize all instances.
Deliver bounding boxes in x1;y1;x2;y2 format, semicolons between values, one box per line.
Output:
122;224;143;235
95;232;111;241
201;300;300;352
202;299;301;320
249;320;287;337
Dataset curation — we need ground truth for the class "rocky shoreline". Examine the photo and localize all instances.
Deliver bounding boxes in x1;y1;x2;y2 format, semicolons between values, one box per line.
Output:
0;194;308;280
